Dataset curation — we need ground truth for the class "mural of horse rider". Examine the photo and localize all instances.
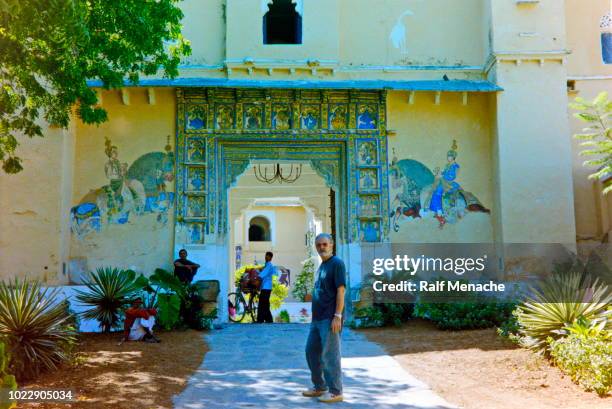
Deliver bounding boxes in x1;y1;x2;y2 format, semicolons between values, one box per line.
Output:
421;140;490;228
104;138;127;207
101;137;146;224
71;137;175;237
389;142;490;232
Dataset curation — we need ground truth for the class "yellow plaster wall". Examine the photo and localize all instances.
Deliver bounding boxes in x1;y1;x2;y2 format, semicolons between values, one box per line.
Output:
339;0;486;67
0;124;74;284
180;0;227;66
492;61;576;244
69;88;177;277
566;0;612;76
386;90;495;243
490;0;566;52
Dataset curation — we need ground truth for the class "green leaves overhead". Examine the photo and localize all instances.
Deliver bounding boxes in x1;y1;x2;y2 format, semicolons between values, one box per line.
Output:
0;0;191;173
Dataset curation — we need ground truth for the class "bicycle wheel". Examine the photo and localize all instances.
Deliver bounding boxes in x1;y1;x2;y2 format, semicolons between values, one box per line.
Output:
228;292;246;323
248;292;260;322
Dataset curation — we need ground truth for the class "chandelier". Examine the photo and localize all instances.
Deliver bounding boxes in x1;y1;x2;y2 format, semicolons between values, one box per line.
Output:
253;163;302;184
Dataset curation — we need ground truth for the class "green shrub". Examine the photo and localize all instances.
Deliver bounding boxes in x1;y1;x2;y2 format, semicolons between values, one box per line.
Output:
414;301;517;330
75;267;147;332
279;310;290;323
497;308;521;340
0;279;77;381
374;303;414;326
148;268;208;330
515;272;611;352
293;258;315;302
350;303;413;328
0;342;17;409
351;306;384;328
549;327;611;396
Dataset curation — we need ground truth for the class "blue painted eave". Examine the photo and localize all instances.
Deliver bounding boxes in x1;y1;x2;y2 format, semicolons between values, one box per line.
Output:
86;78;503;92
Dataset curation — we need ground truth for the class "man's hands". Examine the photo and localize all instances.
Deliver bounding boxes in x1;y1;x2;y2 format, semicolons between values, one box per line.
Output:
331;316;342;333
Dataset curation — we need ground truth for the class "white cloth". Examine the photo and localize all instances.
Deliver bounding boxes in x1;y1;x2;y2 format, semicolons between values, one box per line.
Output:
128;316;156;341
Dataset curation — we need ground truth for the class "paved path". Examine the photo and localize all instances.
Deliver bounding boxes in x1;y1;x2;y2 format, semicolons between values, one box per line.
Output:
173;323;456;409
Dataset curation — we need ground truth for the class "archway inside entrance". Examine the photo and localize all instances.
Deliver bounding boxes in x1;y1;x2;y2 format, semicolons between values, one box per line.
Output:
228;162;333;323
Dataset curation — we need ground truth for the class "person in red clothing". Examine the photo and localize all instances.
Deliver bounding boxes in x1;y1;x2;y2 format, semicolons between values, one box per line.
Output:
119;297;160;344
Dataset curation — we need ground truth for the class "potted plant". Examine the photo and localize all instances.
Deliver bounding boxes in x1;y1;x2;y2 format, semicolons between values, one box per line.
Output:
293;257;315;302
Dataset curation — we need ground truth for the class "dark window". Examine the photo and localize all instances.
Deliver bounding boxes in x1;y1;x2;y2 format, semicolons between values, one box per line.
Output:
249;216;271;241
602;33;612;64
263;0;302;44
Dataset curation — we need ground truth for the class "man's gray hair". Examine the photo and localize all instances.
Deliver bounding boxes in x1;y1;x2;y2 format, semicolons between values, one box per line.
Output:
315;233;334;243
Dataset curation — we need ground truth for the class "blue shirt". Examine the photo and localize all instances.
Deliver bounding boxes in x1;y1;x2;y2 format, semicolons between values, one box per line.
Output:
312;256;347;321
259;261;276;290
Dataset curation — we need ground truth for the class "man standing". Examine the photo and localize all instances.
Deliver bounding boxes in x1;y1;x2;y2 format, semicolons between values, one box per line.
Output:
302;233;345;403
256;251;276;323
174;249;200;284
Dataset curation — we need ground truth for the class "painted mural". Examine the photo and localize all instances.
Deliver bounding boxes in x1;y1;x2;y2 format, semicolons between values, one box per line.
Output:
389;140;490;231
70;137;176;237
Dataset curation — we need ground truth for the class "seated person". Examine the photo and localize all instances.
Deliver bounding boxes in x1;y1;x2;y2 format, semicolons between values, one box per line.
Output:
174;248;200;284
119;297;160;344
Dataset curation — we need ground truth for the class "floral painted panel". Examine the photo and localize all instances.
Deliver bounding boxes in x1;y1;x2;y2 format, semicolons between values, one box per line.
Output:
360;220;380;242
300;105;319;130
186;166;206;192
358;168;379;192
357;140;378;166
359;195;380;217
215;104;235;129
272;104;292;130
186;139;206;163
185;195;206;219
186;104;207;130
357;104;377;130
328;104;348;130
243;104;264;129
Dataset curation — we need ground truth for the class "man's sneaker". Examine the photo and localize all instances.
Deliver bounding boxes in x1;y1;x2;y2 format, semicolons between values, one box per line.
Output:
301;388;326;397
318;392;343;403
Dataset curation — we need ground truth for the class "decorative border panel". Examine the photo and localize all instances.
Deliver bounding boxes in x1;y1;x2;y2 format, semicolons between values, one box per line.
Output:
175;88;390;246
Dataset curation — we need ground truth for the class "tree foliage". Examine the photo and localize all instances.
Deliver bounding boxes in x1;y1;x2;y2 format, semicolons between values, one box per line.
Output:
571;92;612;194
0;0;190;173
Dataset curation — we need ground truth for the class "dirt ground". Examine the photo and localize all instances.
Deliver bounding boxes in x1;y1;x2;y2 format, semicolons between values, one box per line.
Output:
19;330;208;409
360;319;611;409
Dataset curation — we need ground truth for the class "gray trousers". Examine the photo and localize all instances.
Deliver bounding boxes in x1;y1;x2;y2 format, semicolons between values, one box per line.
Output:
305;318;343;395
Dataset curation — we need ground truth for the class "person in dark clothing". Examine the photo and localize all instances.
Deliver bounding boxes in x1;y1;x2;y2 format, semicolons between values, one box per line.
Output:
174;249;200;284
302;233;346;403
256;251;276;323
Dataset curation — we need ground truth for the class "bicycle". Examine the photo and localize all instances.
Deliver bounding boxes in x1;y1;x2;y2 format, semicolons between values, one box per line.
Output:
228;288;259;323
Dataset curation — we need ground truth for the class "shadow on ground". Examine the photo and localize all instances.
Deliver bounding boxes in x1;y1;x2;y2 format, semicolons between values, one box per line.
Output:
173;323;455;409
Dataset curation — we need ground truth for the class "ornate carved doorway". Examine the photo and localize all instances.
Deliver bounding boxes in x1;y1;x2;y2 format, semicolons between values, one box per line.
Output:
174;87;390;319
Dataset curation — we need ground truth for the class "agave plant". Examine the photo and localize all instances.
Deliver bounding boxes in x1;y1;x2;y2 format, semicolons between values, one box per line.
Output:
0;279;77;381
516;272;611;352
75;267;147;332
